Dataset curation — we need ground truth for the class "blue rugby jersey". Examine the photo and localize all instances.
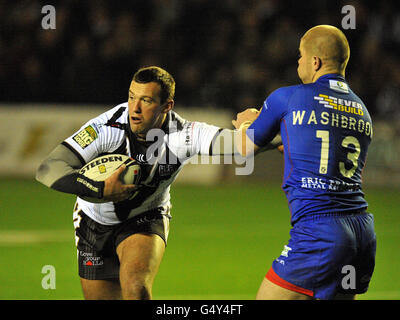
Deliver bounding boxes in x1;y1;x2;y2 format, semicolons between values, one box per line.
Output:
249;74;373;225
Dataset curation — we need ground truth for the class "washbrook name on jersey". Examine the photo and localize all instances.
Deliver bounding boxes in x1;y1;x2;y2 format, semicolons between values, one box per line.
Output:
249;74;373;224
291;96;372;137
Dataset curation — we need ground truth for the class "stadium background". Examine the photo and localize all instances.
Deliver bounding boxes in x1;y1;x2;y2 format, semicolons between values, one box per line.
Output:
0;0;399;299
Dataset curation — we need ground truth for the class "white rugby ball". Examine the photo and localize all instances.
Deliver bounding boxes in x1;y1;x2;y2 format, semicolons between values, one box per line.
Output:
78;154;141;203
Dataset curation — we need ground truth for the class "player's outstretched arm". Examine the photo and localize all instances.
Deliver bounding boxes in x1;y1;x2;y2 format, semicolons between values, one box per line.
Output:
232;108;260;156
233;123;259;157
232;108;282;156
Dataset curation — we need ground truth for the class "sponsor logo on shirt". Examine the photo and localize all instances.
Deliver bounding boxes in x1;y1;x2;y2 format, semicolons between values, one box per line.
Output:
73;125;98;149
301;177;361;191
329;79;349;93
314;94;364;116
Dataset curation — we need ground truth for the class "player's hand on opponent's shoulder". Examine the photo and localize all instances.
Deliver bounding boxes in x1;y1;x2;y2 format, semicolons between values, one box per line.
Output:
232;108;260;130
102;164;138;203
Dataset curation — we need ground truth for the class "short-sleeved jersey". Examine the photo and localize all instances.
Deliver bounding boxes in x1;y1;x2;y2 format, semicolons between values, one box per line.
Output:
249;74;373;225
64;103;220;225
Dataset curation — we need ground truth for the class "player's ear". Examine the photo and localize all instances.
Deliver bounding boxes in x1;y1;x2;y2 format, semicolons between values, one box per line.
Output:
312;56;322;71
161;100;174;113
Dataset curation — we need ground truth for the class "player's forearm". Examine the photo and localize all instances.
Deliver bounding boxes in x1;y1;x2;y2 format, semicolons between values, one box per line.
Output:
234;123;259;157
36;144;104;199
209;129;235;156
49;171;104;199
209;128;255;157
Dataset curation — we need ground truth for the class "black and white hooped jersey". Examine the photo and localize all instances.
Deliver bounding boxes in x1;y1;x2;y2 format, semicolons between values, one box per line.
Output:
63;103;221;225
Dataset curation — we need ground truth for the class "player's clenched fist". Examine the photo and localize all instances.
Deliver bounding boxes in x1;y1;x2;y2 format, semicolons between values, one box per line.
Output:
103;164;137;202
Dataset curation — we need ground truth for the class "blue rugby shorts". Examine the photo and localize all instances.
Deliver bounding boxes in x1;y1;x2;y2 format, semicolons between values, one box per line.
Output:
266;212;376;299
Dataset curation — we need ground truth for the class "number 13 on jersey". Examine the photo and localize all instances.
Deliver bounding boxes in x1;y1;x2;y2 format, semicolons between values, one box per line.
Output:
316;130;361;178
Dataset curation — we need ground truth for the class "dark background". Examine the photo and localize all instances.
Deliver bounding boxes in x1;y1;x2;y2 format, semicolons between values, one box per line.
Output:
1;0;399;119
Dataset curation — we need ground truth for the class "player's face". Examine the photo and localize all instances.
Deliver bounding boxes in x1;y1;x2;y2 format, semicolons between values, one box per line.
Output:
297;41;312;84
128;81;172;139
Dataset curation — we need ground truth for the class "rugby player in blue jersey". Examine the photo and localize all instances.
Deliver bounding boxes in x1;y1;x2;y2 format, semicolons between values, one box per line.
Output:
233;25;376;300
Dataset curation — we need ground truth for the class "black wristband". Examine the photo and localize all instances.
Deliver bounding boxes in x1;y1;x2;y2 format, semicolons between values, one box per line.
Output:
51;173;105;199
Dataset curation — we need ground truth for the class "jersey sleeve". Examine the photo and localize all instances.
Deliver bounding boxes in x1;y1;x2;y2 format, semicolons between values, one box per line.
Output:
63;107;127;163
167;121;221;161
248;87;291;147
36;106;128;200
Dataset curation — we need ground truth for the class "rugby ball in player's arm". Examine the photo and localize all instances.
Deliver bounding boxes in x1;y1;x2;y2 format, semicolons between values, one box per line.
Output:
78;154;141;203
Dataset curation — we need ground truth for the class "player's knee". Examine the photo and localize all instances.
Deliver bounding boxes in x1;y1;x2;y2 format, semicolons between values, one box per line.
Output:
121;277;152;300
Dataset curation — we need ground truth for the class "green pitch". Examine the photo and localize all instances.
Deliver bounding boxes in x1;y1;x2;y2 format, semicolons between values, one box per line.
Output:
0;178;399;299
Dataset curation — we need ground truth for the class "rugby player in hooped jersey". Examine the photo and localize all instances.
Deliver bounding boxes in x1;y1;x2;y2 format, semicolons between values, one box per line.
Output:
233;25;376;300
36;66;282;300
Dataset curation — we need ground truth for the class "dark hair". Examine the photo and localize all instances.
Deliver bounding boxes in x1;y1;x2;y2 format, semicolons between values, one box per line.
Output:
132;66;175;104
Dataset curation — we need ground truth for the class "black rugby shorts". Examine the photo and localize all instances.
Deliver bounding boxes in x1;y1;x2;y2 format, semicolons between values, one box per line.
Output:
73;205;170;280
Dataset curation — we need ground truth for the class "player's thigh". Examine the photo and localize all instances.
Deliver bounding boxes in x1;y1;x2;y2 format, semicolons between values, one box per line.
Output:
116;233;165;286
80;278;122;300
256;277;313;300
